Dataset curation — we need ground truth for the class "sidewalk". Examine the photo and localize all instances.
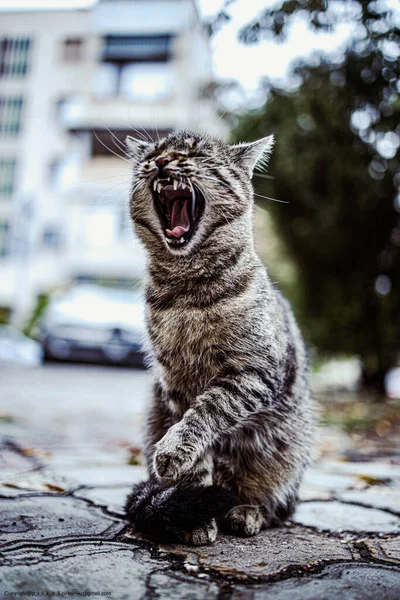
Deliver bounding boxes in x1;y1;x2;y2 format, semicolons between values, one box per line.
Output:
1;365;399;599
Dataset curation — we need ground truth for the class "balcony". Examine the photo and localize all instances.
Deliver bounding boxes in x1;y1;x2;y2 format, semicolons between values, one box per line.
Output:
102;35;172;63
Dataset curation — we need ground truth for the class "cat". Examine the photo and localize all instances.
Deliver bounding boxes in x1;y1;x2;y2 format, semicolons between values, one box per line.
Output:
125;130;314;546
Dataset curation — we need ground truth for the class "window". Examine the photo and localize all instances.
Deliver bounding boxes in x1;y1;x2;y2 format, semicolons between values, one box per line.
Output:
95;61;172;99
0;37;31;78
94;63;119;98
0;158;16;197
48;159;62;189
0;96;24;136
55;96;85;126
63;38;83;62
48;157;78;190
102;35;172;63
42;227;61;250
0;221;9;257
96;34;173;99
120;62;172;100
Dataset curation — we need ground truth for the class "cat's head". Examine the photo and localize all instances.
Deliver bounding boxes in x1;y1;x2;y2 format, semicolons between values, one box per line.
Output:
127;130;273;256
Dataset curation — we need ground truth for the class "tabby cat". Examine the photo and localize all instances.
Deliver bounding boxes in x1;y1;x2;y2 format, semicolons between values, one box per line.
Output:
125;131;314;546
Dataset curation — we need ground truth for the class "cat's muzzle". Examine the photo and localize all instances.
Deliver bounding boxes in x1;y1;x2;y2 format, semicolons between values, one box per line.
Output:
151;177;204;249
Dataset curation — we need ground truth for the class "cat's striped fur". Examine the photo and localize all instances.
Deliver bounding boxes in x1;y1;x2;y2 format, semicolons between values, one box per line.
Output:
125;131;314;545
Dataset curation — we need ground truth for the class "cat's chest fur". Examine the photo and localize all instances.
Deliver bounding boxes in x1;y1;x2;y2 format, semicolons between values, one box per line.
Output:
148;302;238;399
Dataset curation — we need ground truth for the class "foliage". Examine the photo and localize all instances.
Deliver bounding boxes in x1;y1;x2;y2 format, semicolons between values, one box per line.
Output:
0;306;11;325
230;0;400;389
23;293;50;339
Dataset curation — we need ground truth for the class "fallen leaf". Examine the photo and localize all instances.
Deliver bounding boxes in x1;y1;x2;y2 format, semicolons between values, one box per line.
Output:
20;446;51;458
2;481;66;492
127;446;143;466
44;483;66;492
0;414;14;423
357;475;391;486
3;481;47;491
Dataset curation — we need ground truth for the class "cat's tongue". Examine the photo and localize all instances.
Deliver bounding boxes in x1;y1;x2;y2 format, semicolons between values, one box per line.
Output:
166;225;188;238
166;198;190;238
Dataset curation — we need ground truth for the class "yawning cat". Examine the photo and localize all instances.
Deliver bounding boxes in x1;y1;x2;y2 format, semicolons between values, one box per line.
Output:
125;131;314;546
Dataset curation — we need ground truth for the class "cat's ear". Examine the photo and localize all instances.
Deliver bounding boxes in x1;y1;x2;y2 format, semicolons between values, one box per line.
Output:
126;136;149;161
229;135;274;175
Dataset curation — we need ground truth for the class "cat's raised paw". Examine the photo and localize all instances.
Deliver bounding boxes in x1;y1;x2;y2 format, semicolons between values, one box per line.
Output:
153;448;193;481
153;425;198;481
224;506;264;537
184;519;217;546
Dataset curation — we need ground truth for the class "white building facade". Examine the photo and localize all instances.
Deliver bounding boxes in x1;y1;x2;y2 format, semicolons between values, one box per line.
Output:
0;0;222;323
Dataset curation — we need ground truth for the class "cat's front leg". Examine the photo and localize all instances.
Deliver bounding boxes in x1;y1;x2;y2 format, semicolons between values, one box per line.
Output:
153;368;276;482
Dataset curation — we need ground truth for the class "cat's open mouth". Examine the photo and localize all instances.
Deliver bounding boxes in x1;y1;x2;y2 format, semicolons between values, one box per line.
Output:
152;177;204;249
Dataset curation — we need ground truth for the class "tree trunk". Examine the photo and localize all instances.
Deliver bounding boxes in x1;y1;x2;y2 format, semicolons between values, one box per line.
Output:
360;359;389;397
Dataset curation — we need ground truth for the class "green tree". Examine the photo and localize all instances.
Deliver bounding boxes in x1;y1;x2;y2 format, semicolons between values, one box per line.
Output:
228;0;400;391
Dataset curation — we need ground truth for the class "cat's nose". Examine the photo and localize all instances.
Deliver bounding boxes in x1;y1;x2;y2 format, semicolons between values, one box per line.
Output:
155;156;171;176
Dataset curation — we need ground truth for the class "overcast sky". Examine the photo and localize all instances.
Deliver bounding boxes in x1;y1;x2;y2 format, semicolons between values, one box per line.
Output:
0;0;362;93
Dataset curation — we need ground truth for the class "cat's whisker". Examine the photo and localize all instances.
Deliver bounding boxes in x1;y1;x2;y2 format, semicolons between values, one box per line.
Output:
92;129;132;164
138;124;154;142
254;192;288;204
128;125;151;142
94;180;132;203
212;206;231;228
254;172;275;180
198;174;237;195
152;125;160;143
104;126;131;158
81;174;132;184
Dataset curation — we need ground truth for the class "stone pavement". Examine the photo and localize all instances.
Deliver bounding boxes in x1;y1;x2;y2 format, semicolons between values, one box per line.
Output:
1;365;400;599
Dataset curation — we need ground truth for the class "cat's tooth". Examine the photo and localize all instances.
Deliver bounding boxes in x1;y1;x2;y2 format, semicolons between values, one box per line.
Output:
157;182;162;193
153;179;158;191
173;179;178;191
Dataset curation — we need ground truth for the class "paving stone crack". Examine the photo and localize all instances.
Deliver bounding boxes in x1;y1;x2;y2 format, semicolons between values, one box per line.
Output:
350;539;400;568
331;495;400;518
2;438;43;472
1;489;127;521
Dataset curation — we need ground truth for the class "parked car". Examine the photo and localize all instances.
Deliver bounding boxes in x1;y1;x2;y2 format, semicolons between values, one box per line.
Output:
0;325;43;367
40;284;146;367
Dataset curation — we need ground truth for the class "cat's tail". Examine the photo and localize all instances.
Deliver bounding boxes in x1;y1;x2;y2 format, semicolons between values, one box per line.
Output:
125;480;236;543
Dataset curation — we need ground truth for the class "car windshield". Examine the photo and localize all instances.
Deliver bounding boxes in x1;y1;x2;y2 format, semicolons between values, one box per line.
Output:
46;284;145;329
64;285;143;305
91;287;143;304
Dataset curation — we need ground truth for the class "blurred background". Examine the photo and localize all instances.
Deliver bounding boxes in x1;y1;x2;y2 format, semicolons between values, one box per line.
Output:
0;0;399;469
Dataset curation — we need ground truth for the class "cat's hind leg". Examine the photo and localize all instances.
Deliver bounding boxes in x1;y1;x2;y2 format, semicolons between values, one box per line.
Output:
224;505;264;537
214;427;302;538
220;482;298;537
184;518;218;545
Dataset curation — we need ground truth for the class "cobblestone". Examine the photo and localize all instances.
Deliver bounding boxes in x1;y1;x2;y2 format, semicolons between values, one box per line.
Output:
1;365;399;598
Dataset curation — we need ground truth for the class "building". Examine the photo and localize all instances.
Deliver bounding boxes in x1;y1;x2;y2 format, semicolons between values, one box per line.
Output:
0;0;222;323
